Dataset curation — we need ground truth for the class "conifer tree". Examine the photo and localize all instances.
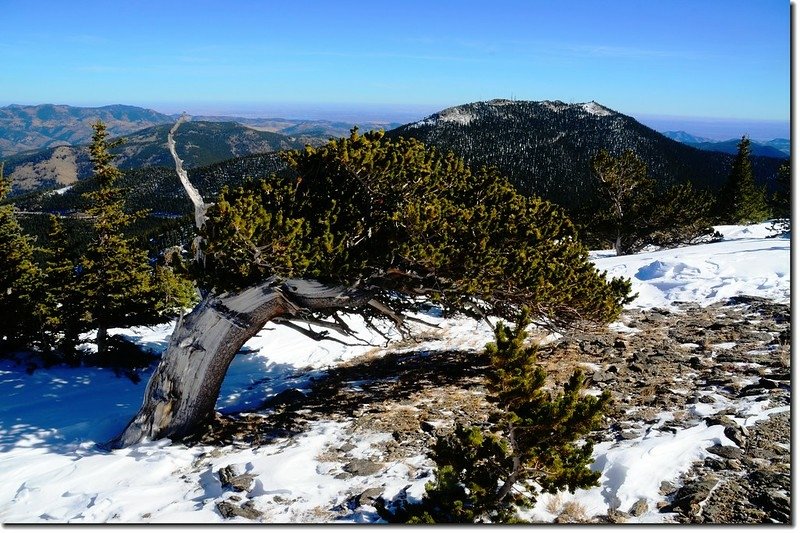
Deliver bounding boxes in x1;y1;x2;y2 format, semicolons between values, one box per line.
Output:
590;149;653;255
379;310;610;523
79;122;167;354
38;215;87;360
770;161;790;234
0;164;42;350
115;127;631;447
590;151;718;254
722;137;771;224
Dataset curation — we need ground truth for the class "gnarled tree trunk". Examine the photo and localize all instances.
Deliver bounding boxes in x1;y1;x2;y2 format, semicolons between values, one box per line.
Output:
111;279;371;448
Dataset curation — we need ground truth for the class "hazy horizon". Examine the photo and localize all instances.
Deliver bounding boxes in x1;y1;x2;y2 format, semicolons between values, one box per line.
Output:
1;98;788;142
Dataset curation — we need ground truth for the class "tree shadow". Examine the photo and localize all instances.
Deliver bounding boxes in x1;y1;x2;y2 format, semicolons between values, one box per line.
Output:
190;348;492;447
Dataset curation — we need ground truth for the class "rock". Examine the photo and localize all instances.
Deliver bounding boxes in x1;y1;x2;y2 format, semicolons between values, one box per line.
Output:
669;475;719;515
216;499;262;520
420;420;437;433
218;465;255;492
704;415;748;447
706;444;743;460
343;459;384;476
628;498;649;517
263;388;307;408
704;457;726;471
659;480;676;495
750;490;790;523
606;509;630;523
356;487;385;507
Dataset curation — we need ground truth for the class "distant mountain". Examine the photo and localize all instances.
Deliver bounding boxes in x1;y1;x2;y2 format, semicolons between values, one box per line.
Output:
193;116;402;145
685;139;788;158
0;103;403;160
2;121;304;195
661;131;714;144
763;138;790;155
662;131;790;158
388;99;785;213
0;104;174;157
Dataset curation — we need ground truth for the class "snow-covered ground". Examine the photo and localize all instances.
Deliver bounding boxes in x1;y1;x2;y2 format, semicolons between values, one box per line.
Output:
0;223;790;523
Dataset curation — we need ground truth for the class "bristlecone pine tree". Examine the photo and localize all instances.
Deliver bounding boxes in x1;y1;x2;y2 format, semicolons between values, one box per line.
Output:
722;136;771;224
0;164;42;350
113;127;631;448
378;309;610;523
590;150;717;254
590;149;653;255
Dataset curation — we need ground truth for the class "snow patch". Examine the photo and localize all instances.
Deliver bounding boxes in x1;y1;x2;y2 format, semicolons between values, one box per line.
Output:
581;101;613;116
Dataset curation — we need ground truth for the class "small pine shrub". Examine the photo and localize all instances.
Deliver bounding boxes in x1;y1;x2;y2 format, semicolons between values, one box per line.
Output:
379;309;610;523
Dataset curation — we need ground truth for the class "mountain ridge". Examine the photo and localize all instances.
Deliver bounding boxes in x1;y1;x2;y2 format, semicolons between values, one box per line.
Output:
388;99;785;213
2;121;303;195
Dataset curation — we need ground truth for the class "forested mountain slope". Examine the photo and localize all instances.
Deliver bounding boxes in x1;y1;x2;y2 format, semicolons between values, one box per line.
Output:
2;121;302;195
388;100;784;213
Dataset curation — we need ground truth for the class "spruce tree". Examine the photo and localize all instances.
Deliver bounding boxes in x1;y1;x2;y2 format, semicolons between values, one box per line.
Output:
79;121;162;354
379;310;610;523
722;137;771;224
0;164;42;350
38;215;87;360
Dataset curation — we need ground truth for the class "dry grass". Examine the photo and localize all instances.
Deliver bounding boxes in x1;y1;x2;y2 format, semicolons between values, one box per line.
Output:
555;500;589;523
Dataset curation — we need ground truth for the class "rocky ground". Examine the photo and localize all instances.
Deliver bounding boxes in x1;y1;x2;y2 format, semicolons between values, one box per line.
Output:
193;295;790;524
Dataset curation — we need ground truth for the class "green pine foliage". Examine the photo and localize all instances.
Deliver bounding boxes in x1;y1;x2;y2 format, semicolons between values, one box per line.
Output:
379;310;610;523
645;182;720;248
770;161;790;235
70;122;197;355
590;149;654;255
722;137;771;224
0;164;43;349
37;215;88;359
590;150;718;254
200;129;631;326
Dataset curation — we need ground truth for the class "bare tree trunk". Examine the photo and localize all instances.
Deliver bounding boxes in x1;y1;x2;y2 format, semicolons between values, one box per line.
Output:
96;325;108;355
111;279;372;448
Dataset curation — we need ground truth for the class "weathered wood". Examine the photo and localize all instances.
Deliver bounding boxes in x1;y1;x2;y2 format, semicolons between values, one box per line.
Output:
111;279;376;448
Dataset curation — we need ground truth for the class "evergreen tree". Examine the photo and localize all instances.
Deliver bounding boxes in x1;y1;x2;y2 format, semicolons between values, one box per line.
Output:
115;128;632;447
770;161;790;234
38;215;88;360
590;149;653;255
722;137;771;224
589;151;718;254
78;121;182;354
0;164;42;350
638;181;720;250
379;310;610;523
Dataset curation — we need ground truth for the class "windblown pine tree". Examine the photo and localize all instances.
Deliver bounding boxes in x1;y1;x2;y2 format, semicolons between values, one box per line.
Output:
113;125;632;447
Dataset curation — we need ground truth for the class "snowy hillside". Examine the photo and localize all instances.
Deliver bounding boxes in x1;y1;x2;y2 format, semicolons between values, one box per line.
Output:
0;223;790;523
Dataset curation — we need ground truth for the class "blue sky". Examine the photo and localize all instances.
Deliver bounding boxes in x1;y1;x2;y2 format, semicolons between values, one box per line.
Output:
0;0;789;136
